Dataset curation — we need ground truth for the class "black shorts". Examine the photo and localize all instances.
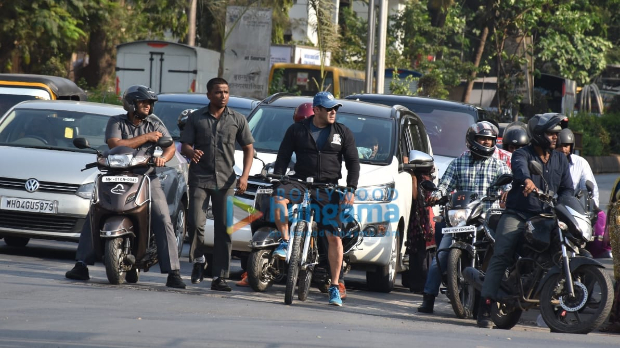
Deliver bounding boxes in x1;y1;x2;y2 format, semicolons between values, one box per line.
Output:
272;180;348;236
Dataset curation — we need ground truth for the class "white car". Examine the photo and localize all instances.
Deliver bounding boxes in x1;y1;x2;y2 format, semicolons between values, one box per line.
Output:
203;95;435;292
0;100;188;256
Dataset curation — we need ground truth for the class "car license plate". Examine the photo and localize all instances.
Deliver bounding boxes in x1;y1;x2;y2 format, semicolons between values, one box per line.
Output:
0;196;57;214
256;188;273;194
442;225;476;234
102;176;139;183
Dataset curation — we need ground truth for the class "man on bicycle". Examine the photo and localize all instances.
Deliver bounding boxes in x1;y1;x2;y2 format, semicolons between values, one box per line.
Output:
271;92;360;306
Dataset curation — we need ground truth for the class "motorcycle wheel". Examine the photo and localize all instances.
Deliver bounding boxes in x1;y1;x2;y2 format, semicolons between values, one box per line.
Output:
491;302;522;330
173;202;187;258
248;249;274;292
126;267;139;283
298;228;317;301
104;238;126;285
446;248;476;319
284;221;305;305
540;265;613;334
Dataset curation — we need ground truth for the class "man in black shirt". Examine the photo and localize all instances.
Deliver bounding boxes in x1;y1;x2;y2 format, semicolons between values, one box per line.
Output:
477;113;574;327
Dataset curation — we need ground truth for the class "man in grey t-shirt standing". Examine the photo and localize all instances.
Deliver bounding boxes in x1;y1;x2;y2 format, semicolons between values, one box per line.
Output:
66;85;186;289
180;77;254;291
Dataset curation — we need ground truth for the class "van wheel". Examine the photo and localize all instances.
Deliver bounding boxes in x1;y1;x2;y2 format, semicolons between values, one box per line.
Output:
4;236;30;247
366;234;398;293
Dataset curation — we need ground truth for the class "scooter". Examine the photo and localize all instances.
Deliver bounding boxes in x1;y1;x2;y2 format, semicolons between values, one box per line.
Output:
73;136;174;285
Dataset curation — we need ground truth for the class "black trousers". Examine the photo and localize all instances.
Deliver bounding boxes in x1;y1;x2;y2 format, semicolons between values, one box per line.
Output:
187;186;234;279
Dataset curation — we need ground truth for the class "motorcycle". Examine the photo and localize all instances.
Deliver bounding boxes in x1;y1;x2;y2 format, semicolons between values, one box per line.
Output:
422;174;512;319
464;160;614;334
73;136;175;285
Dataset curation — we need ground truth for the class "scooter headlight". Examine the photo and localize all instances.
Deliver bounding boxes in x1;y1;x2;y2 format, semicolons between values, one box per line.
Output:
107;154;133;168
448;209;471;227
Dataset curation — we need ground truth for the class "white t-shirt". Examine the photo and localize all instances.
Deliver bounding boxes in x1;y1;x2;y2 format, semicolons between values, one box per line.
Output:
569;154;599;207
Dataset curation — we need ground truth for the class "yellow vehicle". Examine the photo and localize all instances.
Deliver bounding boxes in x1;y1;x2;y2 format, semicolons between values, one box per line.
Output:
0;74;87;116
269;63;365;97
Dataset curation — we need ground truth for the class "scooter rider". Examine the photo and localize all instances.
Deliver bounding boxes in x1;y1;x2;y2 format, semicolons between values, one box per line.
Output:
271;92;360;306
477;113;573;328
65;85;186;289
418;121;511;314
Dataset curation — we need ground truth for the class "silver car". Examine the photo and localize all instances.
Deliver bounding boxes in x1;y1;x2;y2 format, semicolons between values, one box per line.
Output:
0;100;188;252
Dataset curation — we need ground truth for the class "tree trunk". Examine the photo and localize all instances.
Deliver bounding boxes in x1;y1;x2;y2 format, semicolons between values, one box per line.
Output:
461;25;489;103
78;28;114;88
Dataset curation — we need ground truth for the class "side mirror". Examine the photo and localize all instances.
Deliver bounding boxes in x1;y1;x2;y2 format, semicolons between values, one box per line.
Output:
403;150;434;171
585;180;594;193
491;173;513;187
420;180;437;192
157;137;174;148
73;137;90;149
528;160;543;176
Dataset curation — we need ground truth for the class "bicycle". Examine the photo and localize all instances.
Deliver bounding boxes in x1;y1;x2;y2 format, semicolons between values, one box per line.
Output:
268;174;348;305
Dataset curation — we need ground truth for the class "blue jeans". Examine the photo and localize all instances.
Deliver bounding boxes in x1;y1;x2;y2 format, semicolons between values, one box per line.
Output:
423;232;453;296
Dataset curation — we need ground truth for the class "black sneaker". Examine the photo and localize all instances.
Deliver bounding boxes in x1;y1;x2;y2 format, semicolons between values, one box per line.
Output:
65;262;90;280
166;270;186;289
477;297;494;328
211;277;232;292
191;262;206;284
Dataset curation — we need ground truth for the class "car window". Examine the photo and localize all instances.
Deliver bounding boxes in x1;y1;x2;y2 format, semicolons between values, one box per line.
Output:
247;105;395;163
0;94;40;117
153;101;207;140
0;109;110;152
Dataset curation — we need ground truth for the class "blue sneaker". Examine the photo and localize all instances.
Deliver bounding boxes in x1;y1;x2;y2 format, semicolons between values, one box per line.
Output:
328;285;342;306
273;240;288;259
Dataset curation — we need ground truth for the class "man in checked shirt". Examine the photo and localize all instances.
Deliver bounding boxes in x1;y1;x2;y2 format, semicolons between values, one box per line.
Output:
417;121;511;314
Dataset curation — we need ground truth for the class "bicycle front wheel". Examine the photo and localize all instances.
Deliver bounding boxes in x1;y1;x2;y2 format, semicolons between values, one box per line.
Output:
298;222;317;301
285;220;306;305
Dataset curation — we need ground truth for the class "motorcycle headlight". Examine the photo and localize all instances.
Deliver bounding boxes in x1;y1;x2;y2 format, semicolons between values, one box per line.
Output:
356;182;396;203
107;154;133;168
76;182;95;199
448;209;471;227
130;155;149;166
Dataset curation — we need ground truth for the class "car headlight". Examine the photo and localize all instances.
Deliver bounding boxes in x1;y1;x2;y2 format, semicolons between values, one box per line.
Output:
448;209;470;227
356;182;396;203
76;182;95;199
362;221;390;237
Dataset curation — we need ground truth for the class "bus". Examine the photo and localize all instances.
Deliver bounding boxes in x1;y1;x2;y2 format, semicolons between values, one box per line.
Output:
268;63;365;97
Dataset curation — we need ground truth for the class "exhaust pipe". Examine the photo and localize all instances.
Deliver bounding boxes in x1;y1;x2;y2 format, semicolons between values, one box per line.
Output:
463;267;484;291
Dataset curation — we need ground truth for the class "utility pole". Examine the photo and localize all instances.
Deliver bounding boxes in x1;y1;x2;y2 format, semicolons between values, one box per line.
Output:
375;0;388;94
188;0;197;46
364;0;376;93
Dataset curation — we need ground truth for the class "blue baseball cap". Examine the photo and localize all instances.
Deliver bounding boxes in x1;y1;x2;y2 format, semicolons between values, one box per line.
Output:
313;91;343;109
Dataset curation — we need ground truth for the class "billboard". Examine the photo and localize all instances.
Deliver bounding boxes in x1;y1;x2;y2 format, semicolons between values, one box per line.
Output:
223;7;272;99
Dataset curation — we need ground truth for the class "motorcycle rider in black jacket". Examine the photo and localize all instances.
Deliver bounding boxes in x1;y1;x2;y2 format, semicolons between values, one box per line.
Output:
477;113;573;327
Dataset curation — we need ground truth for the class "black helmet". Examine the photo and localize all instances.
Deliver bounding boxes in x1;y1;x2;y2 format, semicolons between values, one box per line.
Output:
558;128;575;154
122;85;158;116
502;121;529;150
177;108;196;131
466;121;498;158
527;113;565;149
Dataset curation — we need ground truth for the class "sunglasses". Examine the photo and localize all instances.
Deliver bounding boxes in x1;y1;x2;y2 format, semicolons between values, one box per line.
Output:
320;105;340;112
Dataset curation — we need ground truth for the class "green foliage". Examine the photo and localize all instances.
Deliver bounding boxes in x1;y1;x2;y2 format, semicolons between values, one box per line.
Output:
77;78;122;105
417;70;449;99
389;70;418;96
268;68;300;95
332;6;367;70
566;112;610;155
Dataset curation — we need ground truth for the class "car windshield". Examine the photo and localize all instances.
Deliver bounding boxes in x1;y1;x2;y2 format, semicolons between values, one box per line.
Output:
0;108;110;152
0;94;40;117
154;100;254;140
247;105;395;163
400;103;476;157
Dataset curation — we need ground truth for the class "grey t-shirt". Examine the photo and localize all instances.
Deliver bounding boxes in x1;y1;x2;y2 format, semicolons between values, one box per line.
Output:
105;114;171;152
309;122;329;150
179;105;254;189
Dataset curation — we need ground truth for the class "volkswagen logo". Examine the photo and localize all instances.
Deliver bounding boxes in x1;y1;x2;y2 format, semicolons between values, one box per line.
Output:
25;178;40;193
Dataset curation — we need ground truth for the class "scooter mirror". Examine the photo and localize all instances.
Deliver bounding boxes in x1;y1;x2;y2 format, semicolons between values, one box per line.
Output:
492;173;513;187
157;137;174;148
73;137;90;149
528;160;543;176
